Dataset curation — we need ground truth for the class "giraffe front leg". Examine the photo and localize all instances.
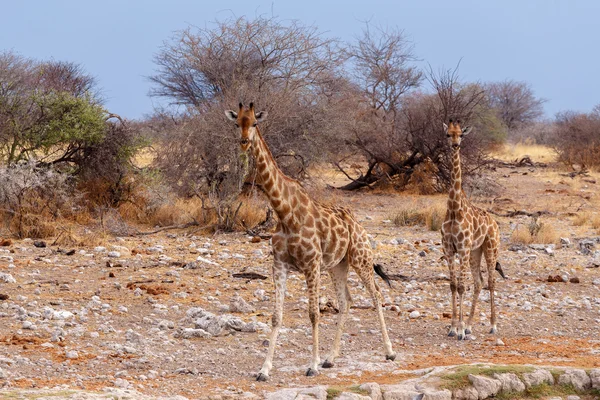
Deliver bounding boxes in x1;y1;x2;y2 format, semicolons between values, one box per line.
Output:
444;242;458;337
257;266;287;381
456;250;471;341
306;269;321;376
466;248;483;335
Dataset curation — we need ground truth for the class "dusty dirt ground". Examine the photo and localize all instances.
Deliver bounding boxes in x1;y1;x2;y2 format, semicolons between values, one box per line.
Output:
0;163;600;399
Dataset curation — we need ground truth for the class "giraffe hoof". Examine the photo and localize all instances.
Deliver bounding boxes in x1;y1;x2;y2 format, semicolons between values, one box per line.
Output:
465;328;472;335
322;360;334;369
489;327;498;334
457;333;465;341
448;331;456;337
306;368;319;377
256;373;268;382
385;353;396;361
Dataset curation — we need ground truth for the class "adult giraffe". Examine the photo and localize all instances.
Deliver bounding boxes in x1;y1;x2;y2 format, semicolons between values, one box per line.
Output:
225;102;396;381
441;119;503;340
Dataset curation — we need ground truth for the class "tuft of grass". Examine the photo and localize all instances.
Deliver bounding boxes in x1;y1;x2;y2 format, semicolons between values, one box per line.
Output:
440;364;535;391
391;204;445;231
326;387;342;400
510;218;559;245
326;385;369;400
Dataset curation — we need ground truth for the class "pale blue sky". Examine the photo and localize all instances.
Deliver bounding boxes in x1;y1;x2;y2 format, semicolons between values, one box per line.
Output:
1;0;598;119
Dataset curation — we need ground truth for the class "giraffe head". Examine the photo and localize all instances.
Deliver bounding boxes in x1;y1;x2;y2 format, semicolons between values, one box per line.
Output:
225;102;268;152
443;119;472;149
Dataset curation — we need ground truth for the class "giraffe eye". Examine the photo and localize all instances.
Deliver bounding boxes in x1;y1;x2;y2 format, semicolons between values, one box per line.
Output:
446;134;451;138
252;122;257;127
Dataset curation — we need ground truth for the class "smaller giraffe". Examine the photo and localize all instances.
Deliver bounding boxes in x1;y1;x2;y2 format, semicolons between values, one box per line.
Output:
441;119;502;340
225;103;396;381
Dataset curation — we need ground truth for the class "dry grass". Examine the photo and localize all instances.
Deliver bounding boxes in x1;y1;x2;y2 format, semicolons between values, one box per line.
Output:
492;142;557;163
510;218;559;245
391;203;446;231
572;212;600;230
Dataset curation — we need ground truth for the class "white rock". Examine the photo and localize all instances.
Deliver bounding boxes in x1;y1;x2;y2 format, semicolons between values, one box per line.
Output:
558;369;591;391
196;256;219;266
230;293;255;313
409;310;421;319
94;246;107;253
590;368;600;389
522;369;554;388
492;372;526;393
468;374;502;399
53;310;74;320
65;350;79;359
0;273;16;283
107;251;121;258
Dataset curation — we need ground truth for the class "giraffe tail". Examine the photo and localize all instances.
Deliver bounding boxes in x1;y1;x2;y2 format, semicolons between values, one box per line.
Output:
495;262;506;279
374;263;392;287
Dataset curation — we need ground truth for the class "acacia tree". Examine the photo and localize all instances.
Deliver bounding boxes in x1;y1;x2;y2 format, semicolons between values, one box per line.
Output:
0;52;106;165
484;80;545;130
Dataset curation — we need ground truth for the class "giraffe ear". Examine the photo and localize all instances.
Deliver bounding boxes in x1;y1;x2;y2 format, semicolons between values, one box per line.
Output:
225;110;238;121
443;123;449;132
255;111;268;122
462;126;472;136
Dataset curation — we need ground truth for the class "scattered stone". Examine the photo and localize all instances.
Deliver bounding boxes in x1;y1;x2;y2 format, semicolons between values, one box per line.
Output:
409;310;421;319
0;239;12;246
174;328;211;339
589;369;600;389
0;273;16;283
33;240;46;248
107;251;121;258
65;350;79;359
492;372;525;393
336;393;372;400
0;367;6;379
558;369;591;391
0;294;9;300
250;236;261;243
196;256;219;266
579;239;595;255
468;374;502;399
495;338;505;346
522;369;554;388
358;383;382;400
229;293;255;313
453;386;479;400
569;276;580;283
560;237;571;247
94;246;106;252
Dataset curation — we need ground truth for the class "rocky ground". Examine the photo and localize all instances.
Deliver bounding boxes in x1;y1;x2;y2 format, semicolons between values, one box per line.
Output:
0;165;599;399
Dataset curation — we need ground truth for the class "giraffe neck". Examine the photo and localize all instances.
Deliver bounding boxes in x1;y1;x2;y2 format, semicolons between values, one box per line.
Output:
448;146;463;212
251;126;303;222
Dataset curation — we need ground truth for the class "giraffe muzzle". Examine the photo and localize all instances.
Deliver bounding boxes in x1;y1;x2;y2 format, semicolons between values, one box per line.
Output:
240;138;250;146
452;144;460;149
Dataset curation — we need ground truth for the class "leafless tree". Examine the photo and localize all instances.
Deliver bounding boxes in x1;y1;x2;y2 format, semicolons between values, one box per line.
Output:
551;107;600;168
149;16;354;210
484;80;545;131
335;45;499;191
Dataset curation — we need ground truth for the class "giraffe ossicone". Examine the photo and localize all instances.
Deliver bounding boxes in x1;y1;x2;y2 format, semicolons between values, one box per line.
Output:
225;102;396;381
441;120;502;340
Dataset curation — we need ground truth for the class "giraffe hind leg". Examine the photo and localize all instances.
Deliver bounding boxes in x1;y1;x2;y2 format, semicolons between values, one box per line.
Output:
322;261;351;369
354;262;395;360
